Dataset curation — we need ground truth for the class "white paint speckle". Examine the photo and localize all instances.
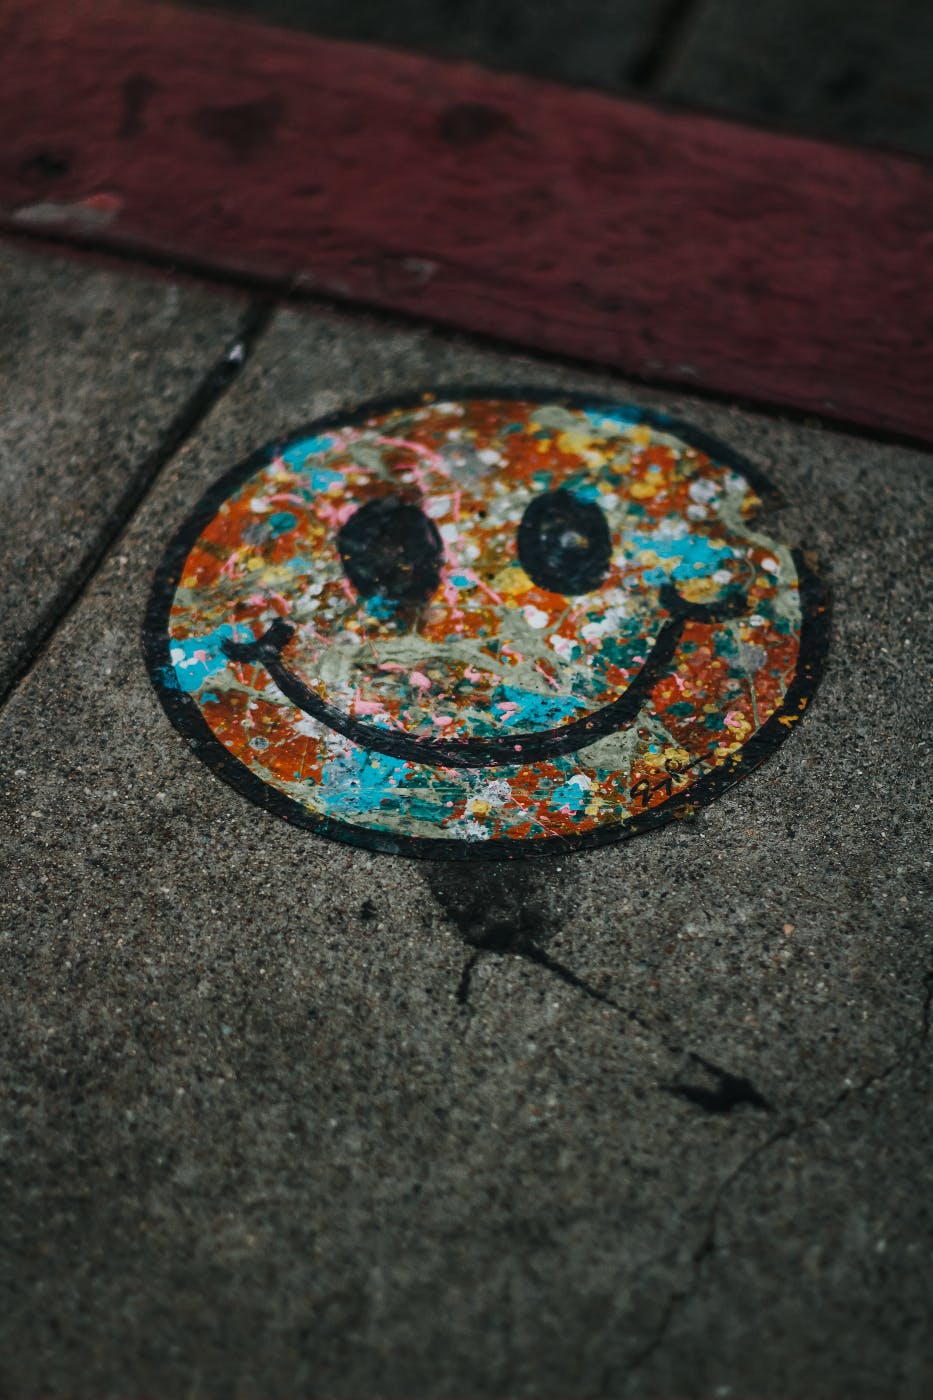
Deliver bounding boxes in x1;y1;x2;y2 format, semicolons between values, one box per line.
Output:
688;478;718;504
523;605;550;629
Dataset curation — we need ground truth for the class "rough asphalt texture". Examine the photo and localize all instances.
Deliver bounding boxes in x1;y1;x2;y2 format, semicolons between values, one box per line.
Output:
1;249;931;1398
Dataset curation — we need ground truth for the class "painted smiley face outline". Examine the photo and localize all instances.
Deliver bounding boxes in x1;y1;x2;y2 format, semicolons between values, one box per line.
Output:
219;581;748;769
145;388;829;859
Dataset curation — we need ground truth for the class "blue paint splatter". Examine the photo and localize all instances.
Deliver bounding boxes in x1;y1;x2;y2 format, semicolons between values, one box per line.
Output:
285;555;315;574
170;625;239;692
316;749;410;815
491;685;585;730
365;594;399;621
564;476;601;504
584;405;650;430
282;433;337;463
316;748;443;825
550;775;590;812
278;436;345;493
627;531;735;583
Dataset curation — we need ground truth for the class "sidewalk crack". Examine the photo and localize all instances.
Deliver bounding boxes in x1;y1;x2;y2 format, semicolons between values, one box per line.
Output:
619;967;933;1389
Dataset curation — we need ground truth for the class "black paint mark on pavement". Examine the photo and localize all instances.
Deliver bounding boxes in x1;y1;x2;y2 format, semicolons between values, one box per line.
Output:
667;1052;772;1114
428;861;566;1005
428;867;772;1117
428;862;637;1017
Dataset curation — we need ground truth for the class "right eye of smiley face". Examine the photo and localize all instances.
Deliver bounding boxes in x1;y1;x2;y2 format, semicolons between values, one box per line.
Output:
150;392;826;856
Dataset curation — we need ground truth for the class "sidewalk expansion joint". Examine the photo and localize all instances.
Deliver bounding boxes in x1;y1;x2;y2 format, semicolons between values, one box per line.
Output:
0;295;276;715
629;0;704;90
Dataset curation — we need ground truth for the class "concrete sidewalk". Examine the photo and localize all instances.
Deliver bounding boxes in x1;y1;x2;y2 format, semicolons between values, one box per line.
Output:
1;241;931;1397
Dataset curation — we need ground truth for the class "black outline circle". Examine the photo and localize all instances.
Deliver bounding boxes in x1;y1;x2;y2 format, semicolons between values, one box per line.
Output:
143;386;830;861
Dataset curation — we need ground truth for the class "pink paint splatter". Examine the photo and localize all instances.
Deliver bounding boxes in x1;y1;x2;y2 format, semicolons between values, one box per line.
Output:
351;690;386;717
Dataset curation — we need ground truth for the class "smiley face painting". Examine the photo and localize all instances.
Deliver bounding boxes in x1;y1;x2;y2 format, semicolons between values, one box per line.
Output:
145;390;828;857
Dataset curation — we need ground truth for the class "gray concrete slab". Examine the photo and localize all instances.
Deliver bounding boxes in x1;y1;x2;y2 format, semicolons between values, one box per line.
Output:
661;0;933;159
177;0;669;91
657;1049;933;1398
1;301;931;1397
0;241;245;696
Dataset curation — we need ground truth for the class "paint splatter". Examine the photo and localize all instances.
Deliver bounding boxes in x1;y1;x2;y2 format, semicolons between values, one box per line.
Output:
146;392;827;856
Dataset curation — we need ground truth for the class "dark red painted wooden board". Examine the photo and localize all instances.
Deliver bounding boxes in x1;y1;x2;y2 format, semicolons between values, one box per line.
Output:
3;0;933;440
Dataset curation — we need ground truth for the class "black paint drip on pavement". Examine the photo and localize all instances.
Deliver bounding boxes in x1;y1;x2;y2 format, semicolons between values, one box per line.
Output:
666;1053;773;1114
427;864;771;1116
425;861;593;1007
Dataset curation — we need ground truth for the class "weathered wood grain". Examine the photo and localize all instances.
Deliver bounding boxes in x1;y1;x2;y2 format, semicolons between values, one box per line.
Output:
2;0;933;440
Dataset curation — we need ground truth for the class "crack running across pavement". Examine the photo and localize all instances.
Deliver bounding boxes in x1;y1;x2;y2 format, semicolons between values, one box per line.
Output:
430;862;932;1392
614;968;933;1391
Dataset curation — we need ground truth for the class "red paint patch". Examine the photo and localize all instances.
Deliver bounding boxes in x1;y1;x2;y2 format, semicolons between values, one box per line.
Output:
1;0;932;440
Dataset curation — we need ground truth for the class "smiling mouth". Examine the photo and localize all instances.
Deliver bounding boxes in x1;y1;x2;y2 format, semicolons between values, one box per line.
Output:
221;585;748;769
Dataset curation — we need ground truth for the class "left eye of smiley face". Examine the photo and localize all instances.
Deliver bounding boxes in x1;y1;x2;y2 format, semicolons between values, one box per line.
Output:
148;391;826;856
337;496;445;606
